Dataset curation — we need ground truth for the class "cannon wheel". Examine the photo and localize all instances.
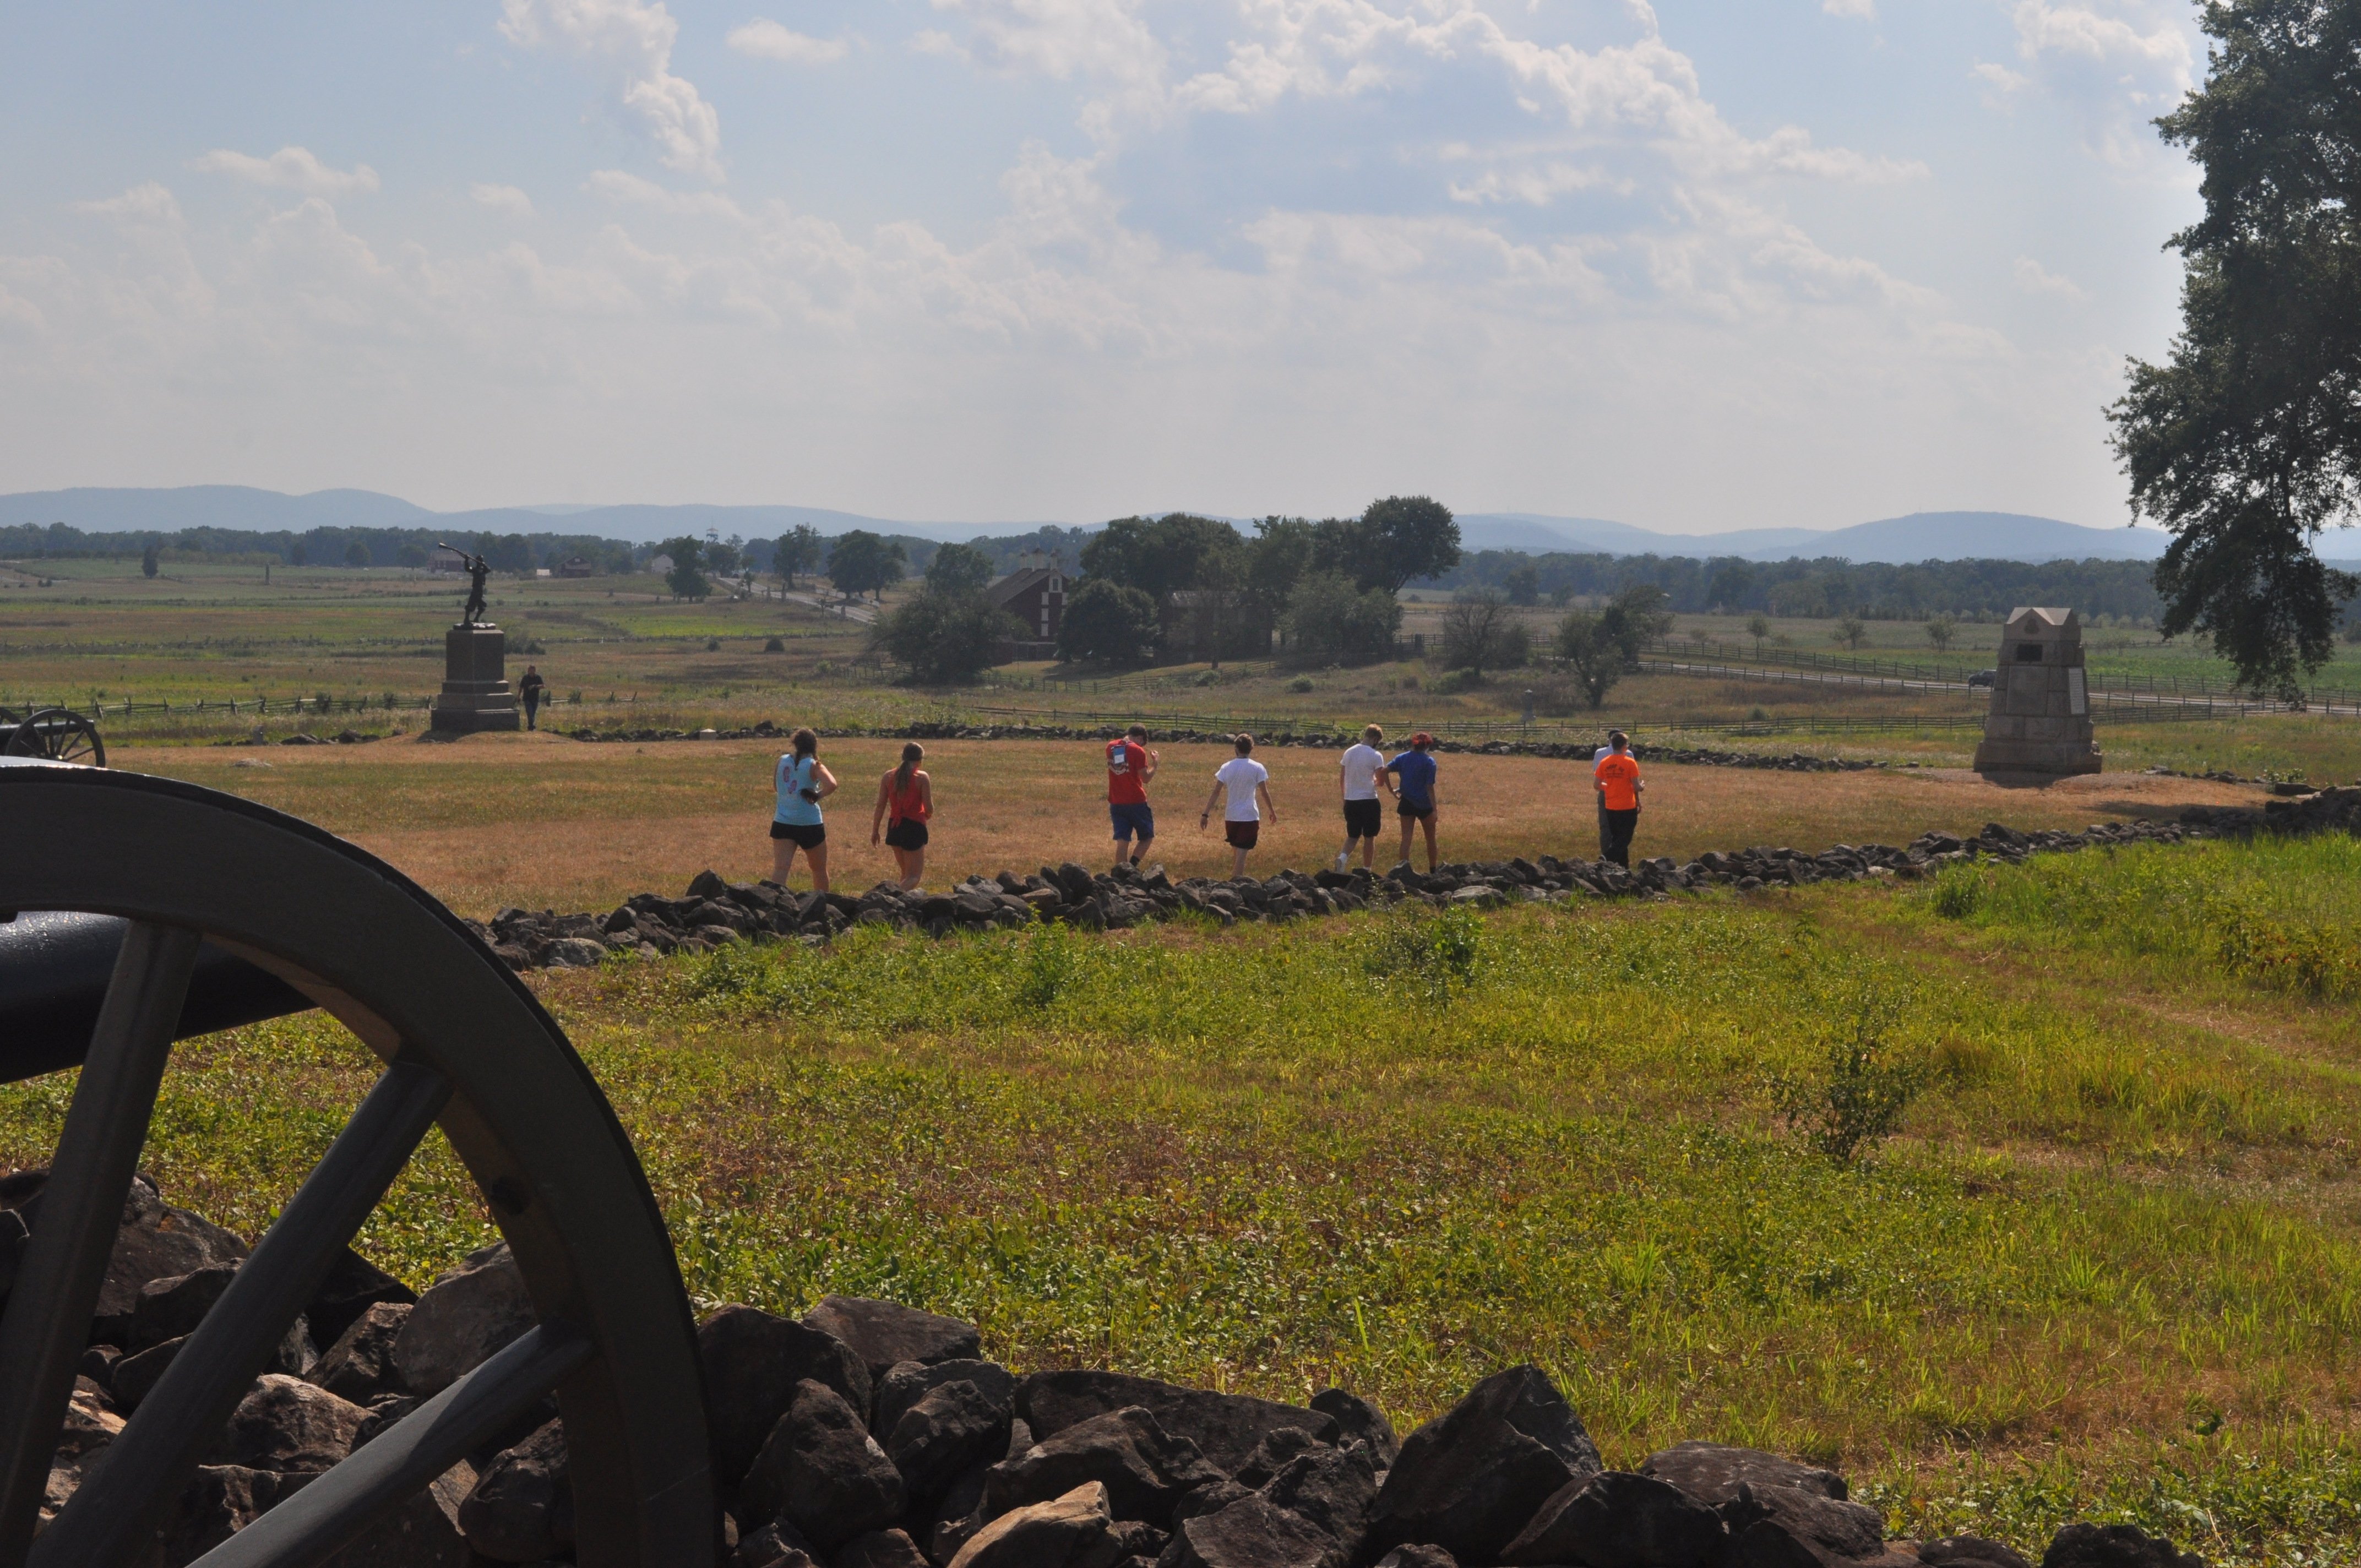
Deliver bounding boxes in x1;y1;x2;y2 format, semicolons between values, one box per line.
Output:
0;761;711;1567
4;711;104;768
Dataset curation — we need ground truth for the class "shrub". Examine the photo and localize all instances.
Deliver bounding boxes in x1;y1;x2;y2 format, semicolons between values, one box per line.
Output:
1769;991;1925;1166
1929;862;1988;919
1362;906;1482;998
1430;668;1480;694
1192;668;1222;687
1287;676;1314;693
1281;571;1401;666
764;636;786;652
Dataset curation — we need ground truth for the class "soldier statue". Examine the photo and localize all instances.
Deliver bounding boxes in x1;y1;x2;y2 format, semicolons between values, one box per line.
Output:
442;545;492;626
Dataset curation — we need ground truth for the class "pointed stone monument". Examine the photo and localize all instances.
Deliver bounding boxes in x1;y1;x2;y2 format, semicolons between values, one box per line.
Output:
1971;606;2101;775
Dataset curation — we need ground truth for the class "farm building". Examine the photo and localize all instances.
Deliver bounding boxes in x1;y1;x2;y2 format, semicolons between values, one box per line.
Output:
427;546;470;575
988;556;1067;651
555;556;595;578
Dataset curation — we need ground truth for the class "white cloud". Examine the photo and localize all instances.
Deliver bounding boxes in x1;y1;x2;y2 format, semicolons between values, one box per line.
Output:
585;169;747;219
2010;1;2191;79
727;19;851;64
471;183;536;217
1823;0;1876;17
498;0;723;181
72;182;187;225
190;146;381;198
1972;61;2030;94
2014;256;2086;297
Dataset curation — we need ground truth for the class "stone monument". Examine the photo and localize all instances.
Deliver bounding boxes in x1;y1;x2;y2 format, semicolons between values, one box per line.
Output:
1971;606;2100;775
429;549;521;733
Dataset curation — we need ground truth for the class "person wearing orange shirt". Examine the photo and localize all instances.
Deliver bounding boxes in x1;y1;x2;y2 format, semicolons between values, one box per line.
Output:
1593;730;1644;868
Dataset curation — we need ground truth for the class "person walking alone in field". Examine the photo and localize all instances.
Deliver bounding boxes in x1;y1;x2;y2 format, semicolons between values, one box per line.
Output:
771;727;837;892
1335;724;1388;872
517;664;546;730
1106;723;1160;873
871;742;933;891
1594;730;1644;868
1386;732;1442;874
1201;733;1276;880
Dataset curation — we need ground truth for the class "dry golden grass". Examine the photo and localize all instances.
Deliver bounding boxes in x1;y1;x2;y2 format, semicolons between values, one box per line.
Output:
116;734;2266;916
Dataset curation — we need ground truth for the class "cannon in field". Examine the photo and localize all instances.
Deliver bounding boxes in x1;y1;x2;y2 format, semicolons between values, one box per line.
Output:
0;759;710;1567
0;707;104;768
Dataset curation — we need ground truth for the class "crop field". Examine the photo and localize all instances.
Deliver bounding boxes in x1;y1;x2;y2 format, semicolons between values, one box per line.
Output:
113;736;2268;916
6;835;2361;1562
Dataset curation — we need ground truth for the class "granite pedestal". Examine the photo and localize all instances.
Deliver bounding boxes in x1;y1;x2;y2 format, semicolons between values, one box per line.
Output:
1971;605;2101;775
429;623;521;733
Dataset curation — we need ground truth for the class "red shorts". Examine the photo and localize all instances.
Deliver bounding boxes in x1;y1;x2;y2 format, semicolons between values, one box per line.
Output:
1224;820;1259;848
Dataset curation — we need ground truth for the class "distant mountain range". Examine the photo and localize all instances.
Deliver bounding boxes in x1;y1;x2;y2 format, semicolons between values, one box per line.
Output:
0;485;2208;565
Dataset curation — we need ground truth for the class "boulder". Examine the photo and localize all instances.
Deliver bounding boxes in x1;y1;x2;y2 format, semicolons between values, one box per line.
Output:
312;1300;414;1405
1158;1494;1346;1568
110;1336;184;1412
1018;1371;1339;1474
133;1263;240;1347
1722;1482;1886;1568
305;1246;420;1349
1359;1365;1601;1565
458;1418;571;1561
13;1174;251;1344
1308;1391;1399;1469
543;937;609;968
926;1466;994;1565
883;1376;1013;1507
947;1480;1126;1568
1234;1428;1325;1488
1173;1480;1255;1528
834;1529;929;1568
742;1379;906;1551
1922;1538;2033;1568
803;1295;982;1382
1260;1446;1377;1551
874;1357;1016;1438
329;1463;477;1567
1371;1551;1456;1568
2040;1524;2205;1568
393;1242;536;1398
1498;1471;1726;1568
699;1304;874;1485
155;1466;308;1566
1642;1443;1847;1506
986;1406;1223;1527
738;1521;823;1567
214;1374;369;1473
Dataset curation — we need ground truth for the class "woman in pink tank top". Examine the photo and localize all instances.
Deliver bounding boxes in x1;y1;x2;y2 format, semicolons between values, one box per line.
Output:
871;742;934;890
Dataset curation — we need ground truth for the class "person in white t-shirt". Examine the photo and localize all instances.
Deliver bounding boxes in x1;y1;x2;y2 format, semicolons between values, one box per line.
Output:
1200;732;1277;880
1334;723;1390;873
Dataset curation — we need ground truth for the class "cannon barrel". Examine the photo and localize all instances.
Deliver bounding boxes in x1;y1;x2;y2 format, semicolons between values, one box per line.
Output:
0;911;313;1085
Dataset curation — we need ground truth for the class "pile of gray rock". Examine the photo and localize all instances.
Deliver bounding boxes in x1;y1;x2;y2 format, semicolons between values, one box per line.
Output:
13;1191;2210;1568
559;720;1886;777
467;815;2217;970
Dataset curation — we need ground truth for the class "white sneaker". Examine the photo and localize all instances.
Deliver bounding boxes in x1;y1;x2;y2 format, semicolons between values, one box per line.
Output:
1332;851;1350;874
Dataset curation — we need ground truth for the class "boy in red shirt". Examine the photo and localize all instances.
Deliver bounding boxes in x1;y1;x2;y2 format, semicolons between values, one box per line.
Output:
1106;723;1160;872
1593;730;1644;868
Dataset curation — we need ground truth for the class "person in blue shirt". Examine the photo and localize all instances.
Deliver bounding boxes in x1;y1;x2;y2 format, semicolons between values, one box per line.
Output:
1385;732;1442;873
771;727;839;891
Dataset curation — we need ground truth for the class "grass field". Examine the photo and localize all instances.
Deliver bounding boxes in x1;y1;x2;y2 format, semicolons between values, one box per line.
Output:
112;736;2268;915
7;835;2361;1562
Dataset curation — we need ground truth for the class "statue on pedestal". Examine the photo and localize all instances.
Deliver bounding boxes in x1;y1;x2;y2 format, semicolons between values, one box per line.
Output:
441;545;492;627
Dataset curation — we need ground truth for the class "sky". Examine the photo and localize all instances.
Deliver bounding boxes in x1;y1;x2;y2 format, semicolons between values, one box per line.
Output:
0;0;2208;531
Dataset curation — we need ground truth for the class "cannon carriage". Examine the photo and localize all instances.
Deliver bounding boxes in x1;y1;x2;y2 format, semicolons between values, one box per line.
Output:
0;707;104;768
0;759;711;1566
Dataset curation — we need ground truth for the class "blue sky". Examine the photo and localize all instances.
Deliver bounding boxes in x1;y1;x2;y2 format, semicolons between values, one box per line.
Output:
0;0;2205;531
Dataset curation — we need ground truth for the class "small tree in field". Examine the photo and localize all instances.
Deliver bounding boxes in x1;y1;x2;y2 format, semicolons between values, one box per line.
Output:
1831;616;1868;652
1554;609;1622;709
1058;579;1161;665
660;537;709;601
925;542;994;596
828;531;905;602
1925;615;1957;654
140;542;159;579
1747;613;1770;656
1440;587;1527;678
774;525;822;589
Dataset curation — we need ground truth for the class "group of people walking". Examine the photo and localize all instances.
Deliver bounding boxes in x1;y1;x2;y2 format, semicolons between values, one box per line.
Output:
766;724;1646;894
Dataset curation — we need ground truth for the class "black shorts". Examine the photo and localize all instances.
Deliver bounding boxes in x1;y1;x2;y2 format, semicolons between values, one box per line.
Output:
1224;820;1260;848
1397;799;1435;821
770;820;826;848
884;818;929;850
1343;798;1383;839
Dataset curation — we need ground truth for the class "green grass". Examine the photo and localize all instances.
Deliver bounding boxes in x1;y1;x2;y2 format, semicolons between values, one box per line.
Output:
9;838;2361;1559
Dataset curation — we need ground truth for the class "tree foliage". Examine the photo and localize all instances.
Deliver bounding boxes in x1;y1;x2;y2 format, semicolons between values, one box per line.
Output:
828;530;906;601
2107;0;2361;698
1439;587;1528;676
1280;571;1402;666
659;536;709;600
1554;609;1622;709
1057;579;1162;665
924;541;995;596
140;542;159;579
774;525;823;587
871;589;1023;683
1345;495;1461;594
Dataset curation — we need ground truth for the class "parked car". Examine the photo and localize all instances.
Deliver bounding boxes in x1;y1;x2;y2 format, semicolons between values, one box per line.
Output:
1967;669;1996;688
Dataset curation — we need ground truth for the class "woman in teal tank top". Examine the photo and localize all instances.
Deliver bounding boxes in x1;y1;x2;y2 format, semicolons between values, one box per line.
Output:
770;727;839;891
